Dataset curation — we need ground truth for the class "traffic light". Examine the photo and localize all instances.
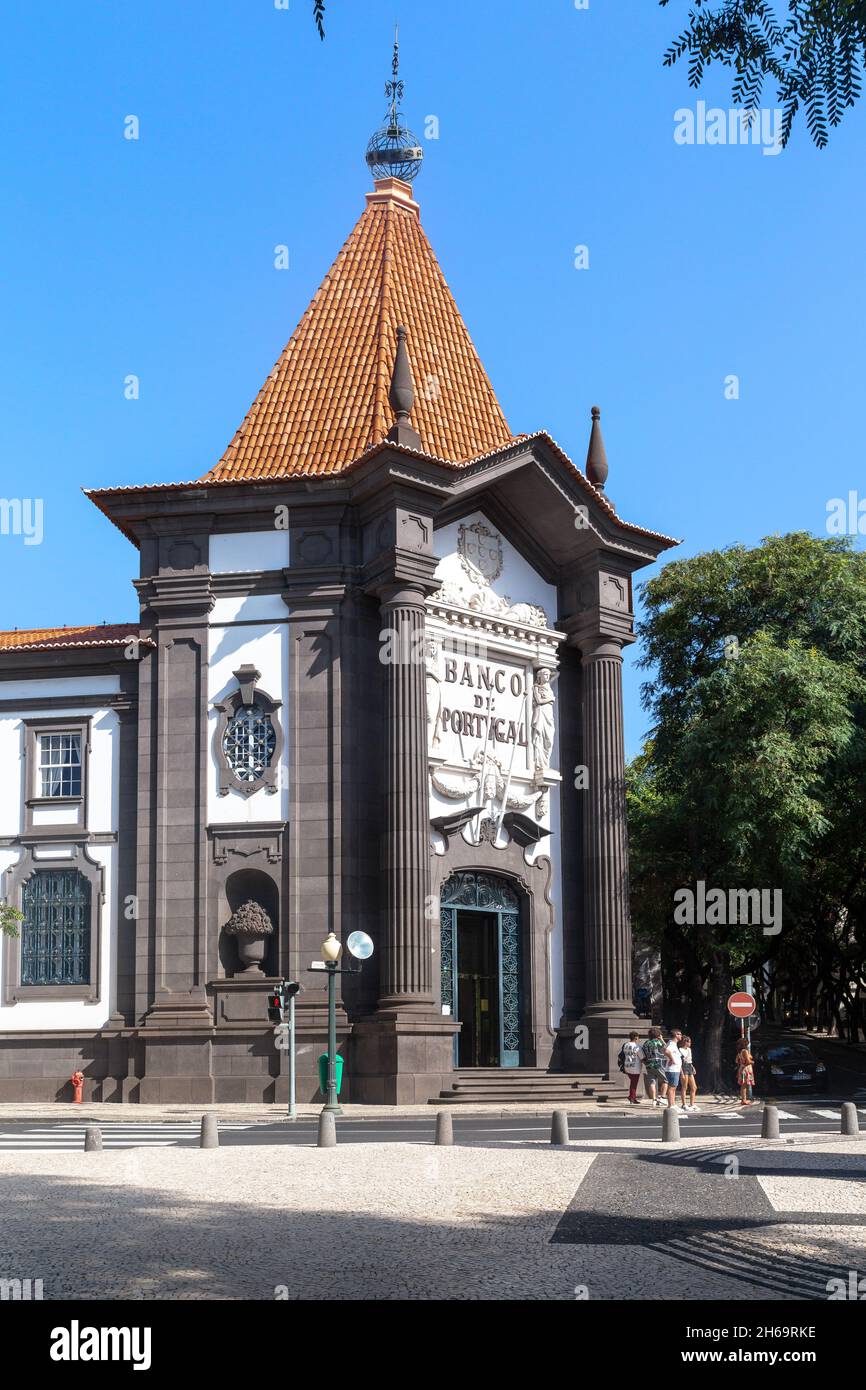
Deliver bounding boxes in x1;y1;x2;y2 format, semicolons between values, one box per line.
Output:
267;981;301;1023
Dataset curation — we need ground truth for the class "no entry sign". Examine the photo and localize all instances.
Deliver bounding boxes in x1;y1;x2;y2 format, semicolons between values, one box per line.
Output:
727;991;756;1018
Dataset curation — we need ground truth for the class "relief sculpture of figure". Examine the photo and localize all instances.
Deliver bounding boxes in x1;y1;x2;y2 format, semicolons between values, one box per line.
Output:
531;667;557;781
425;635;442;748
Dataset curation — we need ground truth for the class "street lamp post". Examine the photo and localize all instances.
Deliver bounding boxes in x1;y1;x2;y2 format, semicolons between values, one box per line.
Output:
312;931;375;1117
322;931;343;1116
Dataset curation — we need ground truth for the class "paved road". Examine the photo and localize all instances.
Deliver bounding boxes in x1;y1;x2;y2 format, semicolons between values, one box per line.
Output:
551;1144;866;1300
1;1102;863;1149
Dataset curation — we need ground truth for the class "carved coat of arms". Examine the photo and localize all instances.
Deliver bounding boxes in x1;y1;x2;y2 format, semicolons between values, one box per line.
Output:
458;521;502;585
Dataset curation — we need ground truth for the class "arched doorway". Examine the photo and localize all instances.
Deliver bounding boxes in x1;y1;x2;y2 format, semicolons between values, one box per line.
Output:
440;872;523;1068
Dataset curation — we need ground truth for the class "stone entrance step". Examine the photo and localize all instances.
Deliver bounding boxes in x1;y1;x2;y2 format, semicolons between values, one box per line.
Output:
433;1068;622;1104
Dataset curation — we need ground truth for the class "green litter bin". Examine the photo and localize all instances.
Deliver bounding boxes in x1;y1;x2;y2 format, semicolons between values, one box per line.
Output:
317;1052;344;1097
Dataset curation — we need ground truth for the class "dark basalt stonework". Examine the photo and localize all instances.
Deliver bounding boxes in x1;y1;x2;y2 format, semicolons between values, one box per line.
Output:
0;435;674;1102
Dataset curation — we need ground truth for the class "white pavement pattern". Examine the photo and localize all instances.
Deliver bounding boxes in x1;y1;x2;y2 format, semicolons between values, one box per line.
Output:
0;1124;258;1150
0;1137;864;1300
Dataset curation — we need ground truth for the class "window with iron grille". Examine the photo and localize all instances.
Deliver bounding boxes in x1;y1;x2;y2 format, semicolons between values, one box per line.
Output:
38;732;82;798
222;704;276;784
21;870;91;985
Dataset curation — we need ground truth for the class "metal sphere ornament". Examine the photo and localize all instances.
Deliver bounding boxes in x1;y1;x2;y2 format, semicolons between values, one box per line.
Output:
365;121;423;183
365;28;423;185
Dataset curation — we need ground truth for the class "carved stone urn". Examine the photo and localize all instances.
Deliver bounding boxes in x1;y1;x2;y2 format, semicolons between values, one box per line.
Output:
222;899;274;976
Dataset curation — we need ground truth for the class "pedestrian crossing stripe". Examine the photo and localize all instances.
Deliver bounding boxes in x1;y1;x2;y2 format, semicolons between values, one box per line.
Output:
0;1119;283;1129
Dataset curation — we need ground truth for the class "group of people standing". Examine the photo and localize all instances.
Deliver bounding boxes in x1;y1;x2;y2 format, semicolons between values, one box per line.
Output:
620;1027;699;1110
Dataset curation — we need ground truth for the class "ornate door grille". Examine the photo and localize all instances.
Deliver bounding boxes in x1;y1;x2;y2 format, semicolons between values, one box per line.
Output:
440;872;522;1067
21;870;91;985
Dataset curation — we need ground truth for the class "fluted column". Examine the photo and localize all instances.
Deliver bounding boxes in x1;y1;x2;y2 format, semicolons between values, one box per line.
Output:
579;636;633;1014
378;582;433;1007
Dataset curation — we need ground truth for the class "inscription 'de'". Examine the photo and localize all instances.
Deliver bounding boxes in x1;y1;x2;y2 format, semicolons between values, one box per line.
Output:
439;658;528;747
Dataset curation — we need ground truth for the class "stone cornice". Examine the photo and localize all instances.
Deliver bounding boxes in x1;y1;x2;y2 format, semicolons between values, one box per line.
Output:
362;548;440;601
134;573;215;624
426;598;566;656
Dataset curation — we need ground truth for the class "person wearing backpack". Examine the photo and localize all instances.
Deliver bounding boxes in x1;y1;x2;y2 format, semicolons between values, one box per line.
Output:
641;1027;667;1106
620;1031;644;1103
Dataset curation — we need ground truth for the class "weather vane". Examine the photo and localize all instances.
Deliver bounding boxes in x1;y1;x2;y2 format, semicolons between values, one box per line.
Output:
365;25;423;184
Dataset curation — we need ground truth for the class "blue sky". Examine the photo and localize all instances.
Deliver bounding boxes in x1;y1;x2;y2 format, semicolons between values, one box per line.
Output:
1;1;863;754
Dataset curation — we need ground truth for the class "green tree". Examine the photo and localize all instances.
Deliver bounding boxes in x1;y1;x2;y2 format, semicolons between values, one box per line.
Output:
1;902;23;939
660;1;866;147
629;533;866;1088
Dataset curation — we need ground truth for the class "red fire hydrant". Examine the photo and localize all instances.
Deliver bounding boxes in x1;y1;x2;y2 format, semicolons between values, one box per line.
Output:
70;1070;84;1104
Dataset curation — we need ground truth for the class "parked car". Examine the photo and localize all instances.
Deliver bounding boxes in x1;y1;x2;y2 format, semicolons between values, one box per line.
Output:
754;1042;829;1093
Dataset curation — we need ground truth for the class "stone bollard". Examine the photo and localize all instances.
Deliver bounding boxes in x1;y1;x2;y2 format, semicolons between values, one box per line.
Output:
662;1107;680;1143
841;1102;860;1137
200;1114;219;1149
84;1124;102;1152
435;1112;453;1147
550;1110;570;1146
761;1104;780;1140
317;1111;337;1148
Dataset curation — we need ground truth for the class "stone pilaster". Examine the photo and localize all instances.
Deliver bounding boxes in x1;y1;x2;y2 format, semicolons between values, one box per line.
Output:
134;569;215;1102
580;638;632;1005
352;554;458;1103
281;580;349;1054
574;634;640;1075
378;582;434;1009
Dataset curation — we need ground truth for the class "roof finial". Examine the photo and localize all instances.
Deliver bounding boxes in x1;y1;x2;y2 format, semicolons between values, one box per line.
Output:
585;404;608;492
387;325;422;449
365;30;423;184
390;25;400;128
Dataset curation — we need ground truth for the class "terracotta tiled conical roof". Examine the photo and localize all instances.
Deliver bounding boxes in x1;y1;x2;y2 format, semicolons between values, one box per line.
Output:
200;178;513;483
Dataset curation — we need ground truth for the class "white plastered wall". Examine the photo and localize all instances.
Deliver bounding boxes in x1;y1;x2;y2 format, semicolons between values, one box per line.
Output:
0;675;122;1032
429;512;565;1030
207;593;290;824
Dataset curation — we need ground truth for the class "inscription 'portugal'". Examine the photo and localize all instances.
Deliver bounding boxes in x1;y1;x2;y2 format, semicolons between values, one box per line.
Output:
440;658;528;745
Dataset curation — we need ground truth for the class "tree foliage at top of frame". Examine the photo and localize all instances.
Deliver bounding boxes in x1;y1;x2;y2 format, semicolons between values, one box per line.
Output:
660;1;866;147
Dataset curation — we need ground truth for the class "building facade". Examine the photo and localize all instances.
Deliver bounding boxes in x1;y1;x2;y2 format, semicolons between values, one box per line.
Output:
0;169;675;1104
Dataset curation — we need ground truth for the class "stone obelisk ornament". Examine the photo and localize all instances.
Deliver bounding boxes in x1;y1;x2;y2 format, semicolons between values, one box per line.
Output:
585;404;609;492
387;325;423;450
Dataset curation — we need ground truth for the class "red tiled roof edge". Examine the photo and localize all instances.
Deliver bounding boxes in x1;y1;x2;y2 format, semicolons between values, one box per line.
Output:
0;624;151;653
85;431;678;549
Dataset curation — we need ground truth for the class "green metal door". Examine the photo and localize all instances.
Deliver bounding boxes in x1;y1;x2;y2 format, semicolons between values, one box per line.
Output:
440;872;522;1067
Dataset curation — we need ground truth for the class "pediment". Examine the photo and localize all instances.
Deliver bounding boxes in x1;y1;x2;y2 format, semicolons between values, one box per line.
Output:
431;435;676;581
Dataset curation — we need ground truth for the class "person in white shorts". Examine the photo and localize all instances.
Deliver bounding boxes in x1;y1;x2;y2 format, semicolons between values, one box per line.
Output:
679;1034;699;1110
663;1029;683;1110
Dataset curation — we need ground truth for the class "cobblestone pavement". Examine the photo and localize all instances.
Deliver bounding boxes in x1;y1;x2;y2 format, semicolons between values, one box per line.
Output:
0;1136;863;1301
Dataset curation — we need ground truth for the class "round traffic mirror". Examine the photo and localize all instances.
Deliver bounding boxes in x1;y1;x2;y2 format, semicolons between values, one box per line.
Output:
346;930;374;960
